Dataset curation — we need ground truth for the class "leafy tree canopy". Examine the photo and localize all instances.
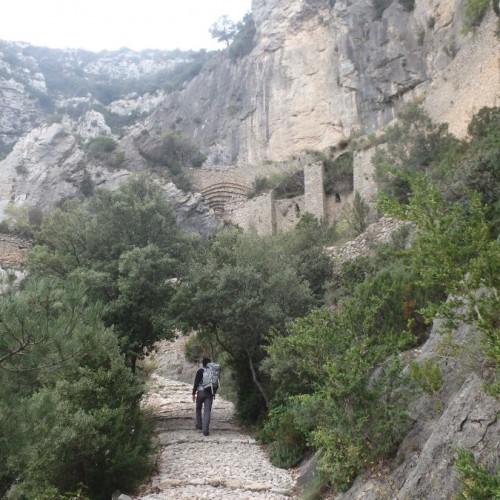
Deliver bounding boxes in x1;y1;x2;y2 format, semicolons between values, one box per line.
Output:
29;174;194;369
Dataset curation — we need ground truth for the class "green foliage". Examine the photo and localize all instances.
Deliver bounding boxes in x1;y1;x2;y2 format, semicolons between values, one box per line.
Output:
29;175;192;370
2;203;42;237
373;101;459;202
184;333;220;364
229;13;256;60
409;359;444;394
379;165;499;393
273;170;305;199
247;171;305;200
453;447;500;499
22;45;209;105
209;15;237;47
264;301;413;487
84;136;119;167
80;171;95;197
344;191;370;237
0;278;154;498
322;151;354;195
246;176;273;198
446;106;500;235
139;129;202;189
190;152;207;168
259;406;306;468
169;227;322;420
379;178;490;294
462;0;491;32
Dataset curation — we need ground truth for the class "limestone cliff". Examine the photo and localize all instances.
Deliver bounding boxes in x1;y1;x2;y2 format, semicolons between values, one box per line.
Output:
147;0;499;167
0;0;498;231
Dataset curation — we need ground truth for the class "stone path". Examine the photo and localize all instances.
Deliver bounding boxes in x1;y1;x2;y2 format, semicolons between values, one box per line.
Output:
133;341;297;499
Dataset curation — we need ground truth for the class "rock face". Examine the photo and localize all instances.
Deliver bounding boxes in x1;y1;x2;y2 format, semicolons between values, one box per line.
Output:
147;0;499;166
334;313;500;499
0;0;498;235
0;122;221;238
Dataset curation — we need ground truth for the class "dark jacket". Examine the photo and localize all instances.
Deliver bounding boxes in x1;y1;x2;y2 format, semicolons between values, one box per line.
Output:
192;367;217;397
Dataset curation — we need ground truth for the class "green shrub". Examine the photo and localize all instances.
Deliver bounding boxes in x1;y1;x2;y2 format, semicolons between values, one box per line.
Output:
229;13;256;61
409;359;444;394
191;152;206;168
80;171;95;197
323;152;354;195
247;176;272;198
454;447;500;499
463;0;490;32
373;101;458;202
184;333;219;363
259;405;307;468
273;170;304;199
90;136;116;153
247;171;304;200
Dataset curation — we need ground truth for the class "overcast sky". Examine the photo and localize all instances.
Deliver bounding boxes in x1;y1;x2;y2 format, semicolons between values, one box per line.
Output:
0;0;252;52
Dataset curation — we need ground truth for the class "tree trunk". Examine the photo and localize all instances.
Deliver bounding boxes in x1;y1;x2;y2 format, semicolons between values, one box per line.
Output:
246;350;269;407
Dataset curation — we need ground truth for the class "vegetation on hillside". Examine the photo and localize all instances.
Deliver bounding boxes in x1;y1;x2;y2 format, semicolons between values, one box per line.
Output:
0;105;498;498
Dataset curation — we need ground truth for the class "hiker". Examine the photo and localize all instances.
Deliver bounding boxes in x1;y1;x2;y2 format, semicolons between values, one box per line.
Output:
192;357;219;436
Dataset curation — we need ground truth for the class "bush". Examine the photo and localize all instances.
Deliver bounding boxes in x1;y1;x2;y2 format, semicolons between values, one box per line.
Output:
463;0;490;32
454;447;500;499
409;359;444;394
261;408;306;468
323;152;354;195
247;171;304;200
191;152;206;168
80;171;95;197
229;13;257;61
373;101;458;202
247;176;272;198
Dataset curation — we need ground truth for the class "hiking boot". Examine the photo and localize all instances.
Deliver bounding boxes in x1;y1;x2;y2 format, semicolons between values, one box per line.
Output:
203;432;209;436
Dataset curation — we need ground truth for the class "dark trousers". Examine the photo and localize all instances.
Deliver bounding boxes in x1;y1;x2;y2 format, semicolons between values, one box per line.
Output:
195;389;213;435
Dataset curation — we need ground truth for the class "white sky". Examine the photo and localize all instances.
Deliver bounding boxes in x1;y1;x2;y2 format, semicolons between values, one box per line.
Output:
0;0;252;52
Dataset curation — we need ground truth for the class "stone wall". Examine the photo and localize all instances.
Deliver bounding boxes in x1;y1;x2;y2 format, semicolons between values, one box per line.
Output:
275;196;304;232
0;234;30;268
304;163;325;221
226;191;276;234
324;190;355;224
353;148;378;203
326;217;409;264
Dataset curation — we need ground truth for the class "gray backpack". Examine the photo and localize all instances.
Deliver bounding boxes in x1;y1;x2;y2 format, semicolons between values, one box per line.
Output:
200;362;221;393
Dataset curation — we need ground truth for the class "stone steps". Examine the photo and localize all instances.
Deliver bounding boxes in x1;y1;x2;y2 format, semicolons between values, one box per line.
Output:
134;373;296;499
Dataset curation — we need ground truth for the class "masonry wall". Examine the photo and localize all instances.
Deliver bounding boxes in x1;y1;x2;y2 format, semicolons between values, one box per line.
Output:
304;163;325;221
275;196;304;232
353;148;378;203
225;191;276;235
324;191;355;223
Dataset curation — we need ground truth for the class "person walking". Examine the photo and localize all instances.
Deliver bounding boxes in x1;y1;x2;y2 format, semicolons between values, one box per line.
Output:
192;357;217;436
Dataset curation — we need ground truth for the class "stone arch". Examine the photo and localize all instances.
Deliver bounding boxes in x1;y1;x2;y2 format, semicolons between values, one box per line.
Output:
200;182;250;217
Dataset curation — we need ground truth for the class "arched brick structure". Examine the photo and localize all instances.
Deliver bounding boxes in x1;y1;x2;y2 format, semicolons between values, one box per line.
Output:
200;182;250;217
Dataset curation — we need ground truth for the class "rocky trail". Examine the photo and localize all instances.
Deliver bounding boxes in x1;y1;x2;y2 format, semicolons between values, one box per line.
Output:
132;338;297;500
